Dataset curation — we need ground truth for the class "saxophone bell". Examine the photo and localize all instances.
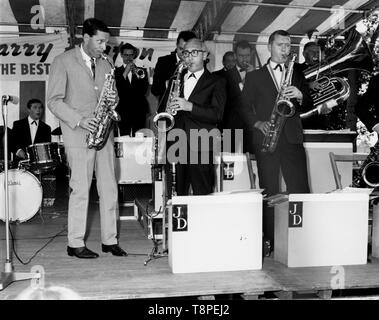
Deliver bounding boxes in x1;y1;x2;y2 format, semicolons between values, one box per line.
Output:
362;161;379;187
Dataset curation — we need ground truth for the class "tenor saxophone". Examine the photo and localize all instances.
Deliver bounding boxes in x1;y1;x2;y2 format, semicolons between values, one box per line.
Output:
261;54;297;153
86;54;121;150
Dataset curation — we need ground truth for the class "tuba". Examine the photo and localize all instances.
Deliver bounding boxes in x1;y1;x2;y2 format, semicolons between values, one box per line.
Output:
86;54;121;150
262;54;297;153
301;29;373;119
353;141;379;188
153;61;188;132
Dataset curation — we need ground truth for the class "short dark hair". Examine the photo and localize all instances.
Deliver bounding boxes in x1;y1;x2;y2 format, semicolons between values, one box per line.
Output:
303;41;319;51
176;31;197;44
82;18;110;37
120;43;139;59
235;40;252;52
222;51;235;63
268;30;290;44
27;98;43;109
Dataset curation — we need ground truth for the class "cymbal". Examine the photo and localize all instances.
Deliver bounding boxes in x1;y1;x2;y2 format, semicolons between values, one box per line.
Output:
51;127;62;136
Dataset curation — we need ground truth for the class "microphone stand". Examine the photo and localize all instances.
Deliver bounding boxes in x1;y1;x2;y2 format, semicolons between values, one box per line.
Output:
0;96;40;291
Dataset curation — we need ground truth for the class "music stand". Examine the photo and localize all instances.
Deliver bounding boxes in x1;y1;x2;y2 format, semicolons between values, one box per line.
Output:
0;95;40;291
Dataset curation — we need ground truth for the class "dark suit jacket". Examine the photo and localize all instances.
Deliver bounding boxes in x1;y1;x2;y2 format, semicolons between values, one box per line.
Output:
212;68;228;78
174;69;226;138
151;51;178;109
115;65;149;136
222;66;247;130
241;64;313;150
356;74;379;131
11;117;51;156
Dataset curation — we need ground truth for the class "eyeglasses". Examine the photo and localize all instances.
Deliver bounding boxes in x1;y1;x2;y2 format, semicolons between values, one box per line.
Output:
182;50;206;58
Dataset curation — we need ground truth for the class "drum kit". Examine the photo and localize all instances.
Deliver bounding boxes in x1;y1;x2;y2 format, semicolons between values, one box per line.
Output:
0;141;66;223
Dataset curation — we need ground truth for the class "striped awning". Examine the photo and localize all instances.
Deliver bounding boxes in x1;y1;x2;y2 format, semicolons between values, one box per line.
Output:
0;0;377;41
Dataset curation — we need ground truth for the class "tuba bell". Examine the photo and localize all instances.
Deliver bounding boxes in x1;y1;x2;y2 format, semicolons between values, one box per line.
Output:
301;29;374;119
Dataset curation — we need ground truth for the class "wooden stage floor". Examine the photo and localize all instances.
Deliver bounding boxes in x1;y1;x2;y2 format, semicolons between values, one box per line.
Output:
1;202;379;300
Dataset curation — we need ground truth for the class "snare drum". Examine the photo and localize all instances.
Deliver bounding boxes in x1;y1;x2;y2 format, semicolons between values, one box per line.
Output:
27;142;60;173
0;169;43;223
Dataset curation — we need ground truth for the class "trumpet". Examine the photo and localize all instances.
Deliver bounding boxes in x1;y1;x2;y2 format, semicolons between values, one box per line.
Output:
130;63;146;79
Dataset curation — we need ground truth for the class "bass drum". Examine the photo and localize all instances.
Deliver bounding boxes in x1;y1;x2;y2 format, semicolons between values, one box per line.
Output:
0;169;43;223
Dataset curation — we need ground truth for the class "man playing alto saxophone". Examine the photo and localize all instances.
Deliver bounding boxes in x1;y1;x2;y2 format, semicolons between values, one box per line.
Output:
241;30;313;250
47;18;127;259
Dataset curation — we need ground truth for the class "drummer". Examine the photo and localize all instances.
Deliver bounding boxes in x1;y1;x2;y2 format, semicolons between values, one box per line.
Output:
10;98;51;163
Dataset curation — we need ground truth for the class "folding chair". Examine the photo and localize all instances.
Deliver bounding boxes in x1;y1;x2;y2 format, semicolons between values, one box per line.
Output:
328;152;368;189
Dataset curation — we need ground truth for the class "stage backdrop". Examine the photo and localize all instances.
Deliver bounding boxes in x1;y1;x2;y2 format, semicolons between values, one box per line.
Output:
0;34;182;132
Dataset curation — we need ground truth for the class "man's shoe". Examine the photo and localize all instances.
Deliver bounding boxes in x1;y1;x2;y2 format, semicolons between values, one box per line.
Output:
67;246;99;259
102;244;128;256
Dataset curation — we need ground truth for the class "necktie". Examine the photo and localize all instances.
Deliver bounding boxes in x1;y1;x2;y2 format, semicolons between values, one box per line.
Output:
188;73;196;79
31;120;37;126
90;58;96;79
274;64;283;72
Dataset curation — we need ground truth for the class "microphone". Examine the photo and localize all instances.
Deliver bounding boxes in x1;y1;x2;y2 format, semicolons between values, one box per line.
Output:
2;95;19;104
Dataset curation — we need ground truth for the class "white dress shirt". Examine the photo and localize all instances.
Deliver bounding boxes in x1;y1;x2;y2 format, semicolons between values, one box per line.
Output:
184;69;204;100
80;45;96;78
269;60;285;89
122;63;132;83
237;67;247;91
28;116;39;144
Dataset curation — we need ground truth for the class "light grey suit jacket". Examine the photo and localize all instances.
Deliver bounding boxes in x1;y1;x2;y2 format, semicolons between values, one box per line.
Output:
47;46;114;147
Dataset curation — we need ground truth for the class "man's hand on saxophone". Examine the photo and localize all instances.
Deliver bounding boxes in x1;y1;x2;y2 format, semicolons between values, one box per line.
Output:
254;121;271;135
169;97;193;112
79;117;99;133
282;85;303;100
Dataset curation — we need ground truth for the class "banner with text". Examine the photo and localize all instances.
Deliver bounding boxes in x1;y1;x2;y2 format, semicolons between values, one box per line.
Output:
0;34;69;81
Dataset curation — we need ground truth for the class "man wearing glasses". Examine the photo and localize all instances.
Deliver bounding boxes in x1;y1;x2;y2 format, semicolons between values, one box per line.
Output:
151;31;196;112
167;38;226;195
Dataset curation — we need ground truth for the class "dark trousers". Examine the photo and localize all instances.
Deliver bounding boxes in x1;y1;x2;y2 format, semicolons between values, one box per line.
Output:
254;135;310;247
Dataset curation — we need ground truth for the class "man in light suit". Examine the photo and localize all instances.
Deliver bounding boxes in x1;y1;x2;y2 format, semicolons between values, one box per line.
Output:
168;38;226;195
11;98;51;163
241;30;313;249
47;18;127;259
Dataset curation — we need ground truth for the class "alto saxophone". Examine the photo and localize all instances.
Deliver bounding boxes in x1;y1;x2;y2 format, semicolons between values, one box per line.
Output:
86;53;121;150
261;54;297;153
153;61;188;132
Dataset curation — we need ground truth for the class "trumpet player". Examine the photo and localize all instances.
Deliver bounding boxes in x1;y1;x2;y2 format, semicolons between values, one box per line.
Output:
115;43;149;136
241;30;313;250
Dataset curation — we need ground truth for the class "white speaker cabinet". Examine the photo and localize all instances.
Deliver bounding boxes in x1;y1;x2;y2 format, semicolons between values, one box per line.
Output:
274;193;369;267
168;191;263;273
114;136;153;184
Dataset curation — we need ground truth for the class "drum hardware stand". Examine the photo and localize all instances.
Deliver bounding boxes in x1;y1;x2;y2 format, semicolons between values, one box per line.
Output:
1;95;41;291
